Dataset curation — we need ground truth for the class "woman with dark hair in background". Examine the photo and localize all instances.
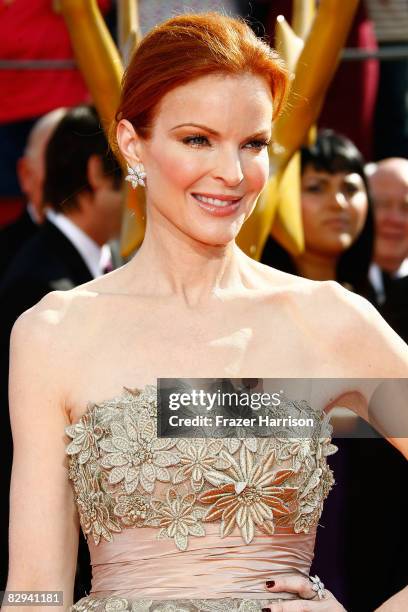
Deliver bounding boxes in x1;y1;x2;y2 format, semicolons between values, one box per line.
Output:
261;129;374;298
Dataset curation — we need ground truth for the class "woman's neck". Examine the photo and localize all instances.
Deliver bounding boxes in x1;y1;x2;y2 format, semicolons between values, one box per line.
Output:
293;250;338;281
126;222;251;307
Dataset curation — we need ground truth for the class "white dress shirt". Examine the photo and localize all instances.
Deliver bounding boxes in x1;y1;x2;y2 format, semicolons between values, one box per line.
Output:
46;208;111;278
26;201;40;224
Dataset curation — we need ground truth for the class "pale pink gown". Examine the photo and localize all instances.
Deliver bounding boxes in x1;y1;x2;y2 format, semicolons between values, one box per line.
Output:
65;384;337;611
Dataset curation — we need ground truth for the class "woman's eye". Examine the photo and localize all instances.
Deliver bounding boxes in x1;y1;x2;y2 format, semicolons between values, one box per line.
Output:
343;184;359;196
182;135;210;147
245;140;270;150
304;184;323;193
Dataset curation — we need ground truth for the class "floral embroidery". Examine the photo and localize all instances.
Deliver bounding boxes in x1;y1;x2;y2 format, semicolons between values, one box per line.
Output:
74;466;121;544
99;411;178;494
66;411;103;464
223;437;258;454
173;439;231;492
105;599;131;611
65;385;337;550
156;605;191;612
69;597;283;611
147;488;206;551
198;444;296;543
294;464;336;533
130;603;154;612
274;438;314;472
113;493;150;526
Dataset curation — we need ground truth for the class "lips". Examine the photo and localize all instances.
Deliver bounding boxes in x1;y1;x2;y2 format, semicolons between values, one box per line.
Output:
192;193;242;207
191;193;242;217
378;232;404;240
323;218;351;229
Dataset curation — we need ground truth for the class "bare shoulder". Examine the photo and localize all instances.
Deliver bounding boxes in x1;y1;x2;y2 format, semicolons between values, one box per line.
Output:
9;287;105;427
12;288;84;346
10;283;102;376
311;280;408;377
12;290;70;347
252;262;408;376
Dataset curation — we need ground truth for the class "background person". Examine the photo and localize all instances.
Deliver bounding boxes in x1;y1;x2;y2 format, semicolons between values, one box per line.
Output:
261;129;374;296
0;107;67;279
0;103;123;598
368;157;408;341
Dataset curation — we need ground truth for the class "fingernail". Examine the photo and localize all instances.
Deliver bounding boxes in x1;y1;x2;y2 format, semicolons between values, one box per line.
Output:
261;609;271;612
265;580;275;588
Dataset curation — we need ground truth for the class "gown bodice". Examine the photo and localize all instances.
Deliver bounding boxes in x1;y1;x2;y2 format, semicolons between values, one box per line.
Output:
65;384;337;611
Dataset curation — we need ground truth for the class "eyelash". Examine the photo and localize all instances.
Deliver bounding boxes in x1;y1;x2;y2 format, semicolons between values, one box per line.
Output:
304;184;360;195
181;135;270;150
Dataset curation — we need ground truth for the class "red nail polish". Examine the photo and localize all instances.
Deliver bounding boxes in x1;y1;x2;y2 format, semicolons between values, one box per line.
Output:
266;580;275;588
261;608;271;611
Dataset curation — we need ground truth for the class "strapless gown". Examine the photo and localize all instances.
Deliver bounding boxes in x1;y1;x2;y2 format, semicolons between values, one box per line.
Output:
65;384;337;611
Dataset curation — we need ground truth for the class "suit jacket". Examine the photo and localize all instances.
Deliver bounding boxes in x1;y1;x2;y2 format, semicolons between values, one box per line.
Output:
0;208;38;280
379;273;408;343
0;219;93;598
368;268;408;343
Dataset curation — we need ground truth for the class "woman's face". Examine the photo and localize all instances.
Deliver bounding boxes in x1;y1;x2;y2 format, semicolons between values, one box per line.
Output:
301;164;368;256
118;73;273;246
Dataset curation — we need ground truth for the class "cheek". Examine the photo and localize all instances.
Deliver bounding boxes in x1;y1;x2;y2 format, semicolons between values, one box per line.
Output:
301;195;322;230
246;154;270;190
149;145;204;190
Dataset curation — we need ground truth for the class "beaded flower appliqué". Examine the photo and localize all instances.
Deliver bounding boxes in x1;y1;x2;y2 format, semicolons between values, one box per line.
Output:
65;385;337;549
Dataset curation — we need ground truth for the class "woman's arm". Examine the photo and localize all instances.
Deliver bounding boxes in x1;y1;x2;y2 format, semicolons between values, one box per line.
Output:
4;293;79;611
375;585;408;612
322;281;408;459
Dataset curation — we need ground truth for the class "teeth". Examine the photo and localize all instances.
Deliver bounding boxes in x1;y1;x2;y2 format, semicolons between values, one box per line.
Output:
193;194;238;207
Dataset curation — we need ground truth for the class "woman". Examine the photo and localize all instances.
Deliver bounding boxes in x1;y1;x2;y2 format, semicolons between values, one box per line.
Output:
5;13;408;612
261;130;374;297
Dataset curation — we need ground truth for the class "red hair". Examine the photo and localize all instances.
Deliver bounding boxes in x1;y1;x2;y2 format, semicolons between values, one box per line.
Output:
113;12;289;145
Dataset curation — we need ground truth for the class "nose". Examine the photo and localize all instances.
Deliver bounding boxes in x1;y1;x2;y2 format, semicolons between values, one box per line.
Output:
213;146;244;187
332;190;348;209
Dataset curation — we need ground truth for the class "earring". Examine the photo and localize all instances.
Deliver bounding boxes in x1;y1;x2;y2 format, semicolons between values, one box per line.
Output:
125;162;146;188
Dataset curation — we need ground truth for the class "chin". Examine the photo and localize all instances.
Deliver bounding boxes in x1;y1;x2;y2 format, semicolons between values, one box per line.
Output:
325;235;354;251
191;229;237;247
185;216;246;246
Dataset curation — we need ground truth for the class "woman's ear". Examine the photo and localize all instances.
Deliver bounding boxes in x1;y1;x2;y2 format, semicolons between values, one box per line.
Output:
116;119;144;166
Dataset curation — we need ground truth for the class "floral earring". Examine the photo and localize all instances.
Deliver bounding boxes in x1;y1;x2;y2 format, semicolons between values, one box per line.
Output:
125;162;146;188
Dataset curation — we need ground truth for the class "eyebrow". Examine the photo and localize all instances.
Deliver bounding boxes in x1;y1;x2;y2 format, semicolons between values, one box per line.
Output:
305;173;362;183
169;122;271;139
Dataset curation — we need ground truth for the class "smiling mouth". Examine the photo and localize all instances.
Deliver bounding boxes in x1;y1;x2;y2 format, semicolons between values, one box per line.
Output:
192;193;243;208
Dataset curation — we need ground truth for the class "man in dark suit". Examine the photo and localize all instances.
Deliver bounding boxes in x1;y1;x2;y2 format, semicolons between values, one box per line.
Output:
0;104;123;599
0;108;67;278
368;157;408;341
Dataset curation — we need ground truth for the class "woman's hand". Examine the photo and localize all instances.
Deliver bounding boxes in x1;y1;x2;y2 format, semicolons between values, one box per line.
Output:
262;575;346;611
